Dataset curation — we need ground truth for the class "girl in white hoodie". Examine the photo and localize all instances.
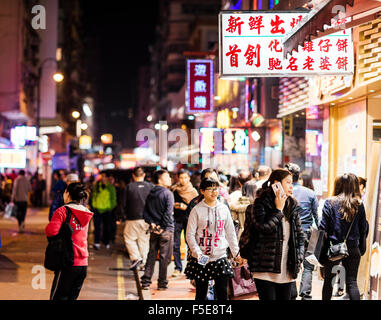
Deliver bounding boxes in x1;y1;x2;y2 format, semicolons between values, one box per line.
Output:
185;178;245;300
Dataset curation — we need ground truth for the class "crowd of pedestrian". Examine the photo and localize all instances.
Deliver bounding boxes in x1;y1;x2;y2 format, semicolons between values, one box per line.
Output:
3;162;368;301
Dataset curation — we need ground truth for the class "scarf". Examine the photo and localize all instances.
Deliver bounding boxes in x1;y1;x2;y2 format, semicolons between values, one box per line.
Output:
173;182;198;204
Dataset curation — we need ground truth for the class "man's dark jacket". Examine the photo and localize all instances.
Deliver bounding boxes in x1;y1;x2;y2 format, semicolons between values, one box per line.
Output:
143;186;175;232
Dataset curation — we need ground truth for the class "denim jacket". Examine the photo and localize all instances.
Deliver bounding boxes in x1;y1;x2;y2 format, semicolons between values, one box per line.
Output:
292;183;319;232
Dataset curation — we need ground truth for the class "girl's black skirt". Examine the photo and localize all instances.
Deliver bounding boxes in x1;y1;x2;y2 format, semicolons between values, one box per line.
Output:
184;256;234;282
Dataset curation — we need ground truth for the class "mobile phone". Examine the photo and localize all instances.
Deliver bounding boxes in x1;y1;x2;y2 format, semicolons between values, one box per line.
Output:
272;182;285;197
198;255;209;266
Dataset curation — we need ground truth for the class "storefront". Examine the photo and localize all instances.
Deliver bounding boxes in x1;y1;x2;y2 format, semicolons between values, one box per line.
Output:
282;11;381;297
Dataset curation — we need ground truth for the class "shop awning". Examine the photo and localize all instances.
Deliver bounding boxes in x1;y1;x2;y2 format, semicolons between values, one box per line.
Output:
282;0;354;57
282;0;381;58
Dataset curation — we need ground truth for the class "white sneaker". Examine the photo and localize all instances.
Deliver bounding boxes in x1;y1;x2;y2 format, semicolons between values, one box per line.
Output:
93;243;100;250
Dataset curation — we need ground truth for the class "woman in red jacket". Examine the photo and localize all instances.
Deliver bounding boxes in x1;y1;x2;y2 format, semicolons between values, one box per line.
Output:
45;182;93;300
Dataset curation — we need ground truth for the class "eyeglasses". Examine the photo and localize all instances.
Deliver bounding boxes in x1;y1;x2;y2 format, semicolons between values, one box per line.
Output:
205;188;219;192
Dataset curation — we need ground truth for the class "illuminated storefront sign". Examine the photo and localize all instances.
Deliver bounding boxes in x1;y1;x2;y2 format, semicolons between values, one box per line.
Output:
186;59;213;113
11;126;37;147
0;149;26;168
200;128;249;154
217;108;231;129
79;135;92;150
306;106;319;120
306;129;322;156
219;12;354;76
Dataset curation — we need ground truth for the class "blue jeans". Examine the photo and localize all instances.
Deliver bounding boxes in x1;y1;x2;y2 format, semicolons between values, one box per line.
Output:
173;219;187;271
299;259;315;299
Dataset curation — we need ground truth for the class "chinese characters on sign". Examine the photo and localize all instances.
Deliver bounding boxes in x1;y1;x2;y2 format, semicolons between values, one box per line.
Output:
186;59;213;113
219;12;354;76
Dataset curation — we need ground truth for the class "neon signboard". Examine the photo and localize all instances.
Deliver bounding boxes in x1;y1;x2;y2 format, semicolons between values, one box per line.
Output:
0;149;26;168
186;59;214;113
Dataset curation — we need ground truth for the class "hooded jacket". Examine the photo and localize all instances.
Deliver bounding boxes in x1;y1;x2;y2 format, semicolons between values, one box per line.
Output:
143;186;175;232
186;199;239;262
45;203;94;266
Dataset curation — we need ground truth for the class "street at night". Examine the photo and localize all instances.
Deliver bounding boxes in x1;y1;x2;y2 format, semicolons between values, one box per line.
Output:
1;0;381;313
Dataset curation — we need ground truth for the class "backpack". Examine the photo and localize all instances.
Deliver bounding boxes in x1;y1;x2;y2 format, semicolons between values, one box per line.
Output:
92;187;111;212
44;206;74;271
239;204;256;260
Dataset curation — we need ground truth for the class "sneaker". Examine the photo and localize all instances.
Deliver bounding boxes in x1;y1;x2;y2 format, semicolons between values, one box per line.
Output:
157;284;168;290
18;222;25;233
172;269;181;277
105;244;111;250
129;259;143;270
141;284;150;290
93;243;100;250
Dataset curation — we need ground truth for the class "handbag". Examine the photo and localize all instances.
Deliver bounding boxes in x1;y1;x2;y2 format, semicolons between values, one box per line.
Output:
4;203;17;219
44;206;74;271
229;262;257;299
327;215;356;262
305;229;326;267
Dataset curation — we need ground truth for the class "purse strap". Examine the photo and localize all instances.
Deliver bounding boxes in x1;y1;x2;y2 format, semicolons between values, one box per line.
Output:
344;213;357;242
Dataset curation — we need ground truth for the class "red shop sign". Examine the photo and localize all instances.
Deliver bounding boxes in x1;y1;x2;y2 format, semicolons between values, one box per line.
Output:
186;59;213;113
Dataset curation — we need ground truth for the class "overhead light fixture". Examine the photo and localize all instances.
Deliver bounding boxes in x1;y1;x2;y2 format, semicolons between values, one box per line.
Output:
147;115;153;122
53;72;64;83
80;123;88;130
188;115;195;120
161;124;169;131
39;126;63;135
72;111;80;119
83;103;92;117
370;89;375;93
154;123;161;130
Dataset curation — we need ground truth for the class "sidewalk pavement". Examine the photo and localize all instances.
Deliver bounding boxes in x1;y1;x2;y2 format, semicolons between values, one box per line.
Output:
0;207;328;300
146;260;325;300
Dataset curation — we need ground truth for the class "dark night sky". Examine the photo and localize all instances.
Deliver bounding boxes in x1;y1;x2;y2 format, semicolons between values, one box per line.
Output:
81;1;159;149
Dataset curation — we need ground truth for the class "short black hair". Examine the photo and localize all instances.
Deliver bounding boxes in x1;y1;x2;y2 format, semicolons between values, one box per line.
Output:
199;178;219;191
153;169;168;184
133;167;145;177
19;170;25;176
178;169;190;177
201;168;216;180
285;163;300;183
66;182;88;203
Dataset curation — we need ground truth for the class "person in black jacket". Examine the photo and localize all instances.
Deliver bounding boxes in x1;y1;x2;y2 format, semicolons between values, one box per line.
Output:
245;168;305;300
171;169;198;277
141;170;174;290
319;173;369;300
